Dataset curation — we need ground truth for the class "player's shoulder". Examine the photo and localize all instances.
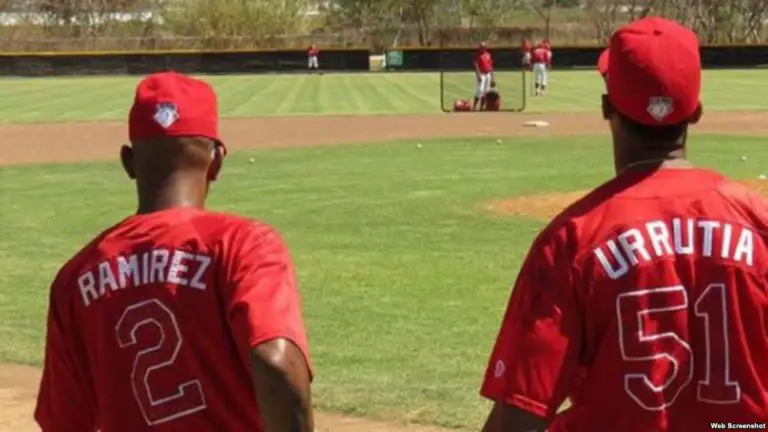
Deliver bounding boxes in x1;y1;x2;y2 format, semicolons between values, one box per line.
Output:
536;167;763;244
51;211;282;290
531;172;642;252
715;174;766;204
49;218;130;297
52;237;97;285
191;210;283;244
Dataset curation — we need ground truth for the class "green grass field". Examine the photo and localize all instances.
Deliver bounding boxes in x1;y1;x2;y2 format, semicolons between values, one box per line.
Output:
0;69;766;123
2;70;768;430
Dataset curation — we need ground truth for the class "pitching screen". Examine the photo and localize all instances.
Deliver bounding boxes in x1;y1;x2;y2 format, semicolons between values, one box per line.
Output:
440;68;526;112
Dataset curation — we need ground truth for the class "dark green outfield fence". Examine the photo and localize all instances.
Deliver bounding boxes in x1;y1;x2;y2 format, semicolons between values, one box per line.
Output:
0;49;370;76
0;45;767;76
385;45;768;71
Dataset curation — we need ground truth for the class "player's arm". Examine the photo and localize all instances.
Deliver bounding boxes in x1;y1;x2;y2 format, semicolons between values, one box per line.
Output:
250;339;313;432
482;402;547;432
479;231;582;432
490;54;495;80
35;277;96;431
227;225;314;432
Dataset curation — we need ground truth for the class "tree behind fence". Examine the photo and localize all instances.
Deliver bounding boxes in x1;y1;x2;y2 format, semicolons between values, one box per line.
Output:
1;0;768;51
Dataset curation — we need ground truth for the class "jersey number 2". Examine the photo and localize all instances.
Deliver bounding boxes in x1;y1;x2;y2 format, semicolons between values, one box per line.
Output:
116;299;207;425
617;284;742;411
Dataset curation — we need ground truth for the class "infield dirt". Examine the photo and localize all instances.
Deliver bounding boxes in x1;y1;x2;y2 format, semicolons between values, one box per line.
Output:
0;110;765;431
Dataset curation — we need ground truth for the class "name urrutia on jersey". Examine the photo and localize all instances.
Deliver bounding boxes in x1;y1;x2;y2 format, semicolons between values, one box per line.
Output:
594;218;755;280
78;248;212;306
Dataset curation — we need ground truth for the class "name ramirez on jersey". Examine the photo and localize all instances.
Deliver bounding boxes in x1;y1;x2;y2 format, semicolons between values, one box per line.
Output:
78;248;213;306
594;217;755;279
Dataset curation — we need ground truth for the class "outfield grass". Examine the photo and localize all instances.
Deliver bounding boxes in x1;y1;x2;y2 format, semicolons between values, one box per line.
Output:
2;135;767;429
0;69;766;123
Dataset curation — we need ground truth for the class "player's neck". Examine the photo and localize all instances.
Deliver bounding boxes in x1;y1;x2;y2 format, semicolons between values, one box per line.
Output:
617;148;689;174
135;177;207;215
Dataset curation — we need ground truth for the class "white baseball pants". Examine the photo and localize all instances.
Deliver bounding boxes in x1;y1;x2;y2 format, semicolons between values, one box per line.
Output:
533;63;547;86
476;73;492;97
308;56;319;69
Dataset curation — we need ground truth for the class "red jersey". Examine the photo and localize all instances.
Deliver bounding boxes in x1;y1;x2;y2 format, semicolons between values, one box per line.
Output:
531;47;552;65
475;50;493;74
307;45;319;57
481;168;768;431
35;208;311;432
522;40;532;53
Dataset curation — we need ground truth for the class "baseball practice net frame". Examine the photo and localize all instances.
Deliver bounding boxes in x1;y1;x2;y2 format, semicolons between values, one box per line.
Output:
437;29;527;113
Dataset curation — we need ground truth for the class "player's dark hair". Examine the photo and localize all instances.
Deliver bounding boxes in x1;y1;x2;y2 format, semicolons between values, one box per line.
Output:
619;114;688;144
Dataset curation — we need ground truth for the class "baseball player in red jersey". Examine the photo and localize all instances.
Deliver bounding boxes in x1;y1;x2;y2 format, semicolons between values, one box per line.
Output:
473;41;494;111
531;42;552;97
480;17;768;432
521;39;532;70
307;43;319;73
35;72;315;432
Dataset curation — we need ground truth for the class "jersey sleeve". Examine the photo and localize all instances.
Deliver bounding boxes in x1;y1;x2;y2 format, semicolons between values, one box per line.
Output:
224;225;312;372
479;230;583;420
35;276;96;431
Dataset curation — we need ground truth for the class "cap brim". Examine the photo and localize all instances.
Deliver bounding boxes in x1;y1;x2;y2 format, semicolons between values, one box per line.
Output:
597;48;609;78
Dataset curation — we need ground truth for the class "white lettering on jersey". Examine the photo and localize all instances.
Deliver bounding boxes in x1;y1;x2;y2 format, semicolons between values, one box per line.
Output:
117;254;141;288
189;255;212;291
150;249;170;284
595;219;756;280
98;261;119;295
167;250;193;286
673;217;695;255
734;228;754;266
594;240;629;280
618;228;651;265
77;248;213;307
646;220;673;257
78;271;97;307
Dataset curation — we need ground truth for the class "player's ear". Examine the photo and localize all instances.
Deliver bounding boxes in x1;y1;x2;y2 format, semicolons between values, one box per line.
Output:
601;94;613;120
688;102;703;125
120;144;136;180
208;144;225;181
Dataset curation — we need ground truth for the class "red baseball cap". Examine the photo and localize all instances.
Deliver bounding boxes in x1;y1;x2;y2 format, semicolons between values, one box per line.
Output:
597;48;609;78
604;17;701;126
129;71;224;152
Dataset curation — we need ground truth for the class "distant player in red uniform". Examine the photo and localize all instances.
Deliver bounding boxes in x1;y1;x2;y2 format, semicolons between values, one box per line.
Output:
531;42;552;96
479;17;768;432
473;41;494;111
521;38;532;70
35;72;315;432
307;43;319;73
